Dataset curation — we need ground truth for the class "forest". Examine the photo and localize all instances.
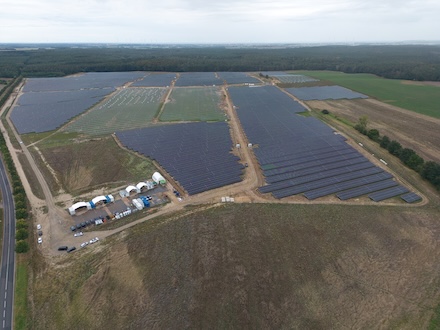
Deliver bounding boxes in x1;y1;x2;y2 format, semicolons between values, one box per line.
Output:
1;44;440;80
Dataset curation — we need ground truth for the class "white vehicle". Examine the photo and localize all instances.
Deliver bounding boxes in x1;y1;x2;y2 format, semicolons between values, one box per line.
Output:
37;224;42;230
80;242;88;248
73;232;83;237
37;237;42;244
90;237;100;244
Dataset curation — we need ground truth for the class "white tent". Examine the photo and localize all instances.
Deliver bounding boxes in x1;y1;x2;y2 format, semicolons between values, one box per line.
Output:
68;201;91;215
152;172;166;185
125;185;140;194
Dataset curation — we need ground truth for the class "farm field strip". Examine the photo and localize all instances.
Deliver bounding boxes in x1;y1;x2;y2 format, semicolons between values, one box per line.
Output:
295;71;440;118
160;87;226;122
64;88;167;135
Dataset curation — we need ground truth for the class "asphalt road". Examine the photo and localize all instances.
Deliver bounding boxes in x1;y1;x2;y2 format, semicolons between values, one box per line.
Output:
0;154;15;330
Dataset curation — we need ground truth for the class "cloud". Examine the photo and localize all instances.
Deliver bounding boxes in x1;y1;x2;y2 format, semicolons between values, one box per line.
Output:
0;0;439;43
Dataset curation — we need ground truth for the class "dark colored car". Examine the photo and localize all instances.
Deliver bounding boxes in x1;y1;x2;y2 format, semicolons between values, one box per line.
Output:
58;246;68;251
70;226;76;232
38;231;43;236
80;222;86;228
67;246;76;253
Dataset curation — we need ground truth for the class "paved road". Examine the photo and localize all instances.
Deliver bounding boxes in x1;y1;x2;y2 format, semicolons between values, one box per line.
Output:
0;153;15;330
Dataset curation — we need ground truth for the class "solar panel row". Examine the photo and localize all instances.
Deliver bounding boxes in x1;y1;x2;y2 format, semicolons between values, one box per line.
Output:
400;192;422;203
336;179;398;200
305;176;396;200
368;186;409;202
286;86;368;101
261;163;381;196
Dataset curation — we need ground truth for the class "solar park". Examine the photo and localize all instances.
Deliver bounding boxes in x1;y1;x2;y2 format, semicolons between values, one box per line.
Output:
10;72;420;202
228;85;416;202
116;122;243;195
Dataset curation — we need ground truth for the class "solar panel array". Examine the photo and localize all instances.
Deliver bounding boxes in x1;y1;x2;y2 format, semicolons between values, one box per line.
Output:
12;72;149;134
286;86;368;100
228;85;410;201
131;73;176;87
216;72;261;85
23;72;148;92
175;72;222;86
11;88;114;134
369;186;409;202
116;122;243;195
260;72;318;84
400;192;422;203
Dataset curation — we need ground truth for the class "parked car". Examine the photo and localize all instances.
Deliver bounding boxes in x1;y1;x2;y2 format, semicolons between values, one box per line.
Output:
58;246;68;251
73;232;83;237
70;225;76;232
38;231;43;236
37;237;42;244
67;246;76;253
80;242;88;248
37;224;42;230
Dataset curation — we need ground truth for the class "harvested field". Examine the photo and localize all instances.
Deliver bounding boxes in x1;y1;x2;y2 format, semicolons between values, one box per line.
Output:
307;98;440;164
29;203;440;329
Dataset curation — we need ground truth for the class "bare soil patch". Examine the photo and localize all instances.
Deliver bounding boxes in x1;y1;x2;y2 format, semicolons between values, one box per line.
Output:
306;98;440;164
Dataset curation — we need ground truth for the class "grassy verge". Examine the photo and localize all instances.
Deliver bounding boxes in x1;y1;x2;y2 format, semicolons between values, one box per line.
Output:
17;153;45;200
14;256;29;330
295;71;440;119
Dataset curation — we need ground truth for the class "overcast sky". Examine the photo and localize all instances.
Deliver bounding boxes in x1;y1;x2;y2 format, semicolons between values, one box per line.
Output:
1;0;439;44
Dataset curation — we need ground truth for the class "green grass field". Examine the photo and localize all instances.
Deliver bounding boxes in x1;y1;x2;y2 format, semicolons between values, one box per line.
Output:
14;260;28;330
296;71;440;119
160;87;226;122
64;87;166;135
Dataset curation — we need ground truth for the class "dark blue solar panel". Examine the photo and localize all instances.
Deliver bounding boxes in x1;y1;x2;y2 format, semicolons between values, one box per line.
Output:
337;179;398;200
286;86;368;101
259;162;376;193
116;122;243;195
131;73;176;87
368;186;410;202
400;192;422;203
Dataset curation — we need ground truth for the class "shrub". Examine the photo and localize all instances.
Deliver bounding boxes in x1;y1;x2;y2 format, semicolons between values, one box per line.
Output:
15;240;29;253
15;228;29;240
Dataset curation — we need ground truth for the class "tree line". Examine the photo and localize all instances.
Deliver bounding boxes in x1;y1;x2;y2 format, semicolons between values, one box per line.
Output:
355;116;440;191
0;77;29;253
1;44;440;81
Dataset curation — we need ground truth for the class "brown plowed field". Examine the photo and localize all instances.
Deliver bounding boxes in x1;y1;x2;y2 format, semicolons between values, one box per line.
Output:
306;98;440;164
30;203;440;329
